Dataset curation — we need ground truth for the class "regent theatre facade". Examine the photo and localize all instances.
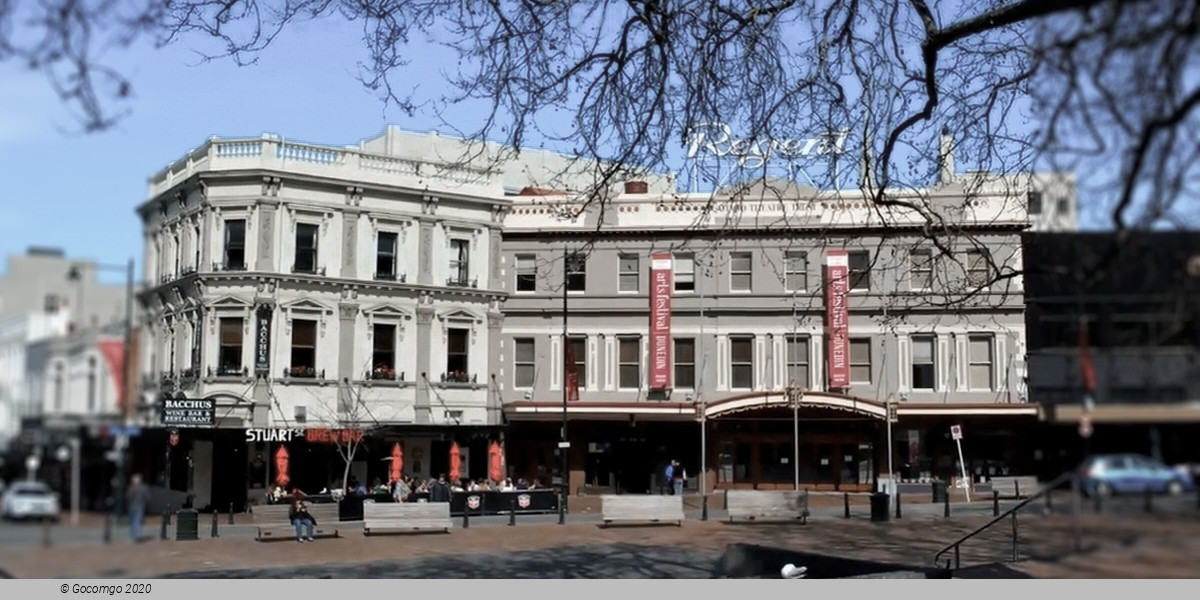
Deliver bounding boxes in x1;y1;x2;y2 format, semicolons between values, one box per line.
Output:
497;174;1038;495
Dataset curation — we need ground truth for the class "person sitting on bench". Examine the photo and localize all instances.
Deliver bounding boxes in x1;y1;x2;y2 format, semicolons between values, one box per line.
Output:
288;489;317;542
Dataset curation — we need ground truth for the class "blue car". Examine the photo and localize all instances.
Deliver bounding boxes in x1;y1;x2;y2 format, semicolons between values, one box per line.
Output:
1080;454;1195;498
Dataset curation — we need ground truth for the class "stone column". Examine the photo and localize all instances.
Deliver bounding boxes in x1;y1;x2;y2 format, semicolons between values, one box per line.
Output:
418;221;435;285
342;209;360;280
487;310;504;426
338;303;359;382
256;199;280;272
488;228;502;290
415;306;435;424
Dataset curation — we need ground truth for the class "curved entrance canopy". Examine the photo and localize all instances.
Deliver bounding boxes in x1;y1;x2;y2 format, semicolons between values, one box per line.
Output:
704;390;887;421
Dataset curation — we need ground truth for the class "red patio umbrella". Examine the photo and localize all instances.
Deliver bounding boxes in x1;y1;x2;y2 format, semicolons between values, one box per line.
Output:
389;443;403;483
273;445;290;488
488;440;503;482
449;441;462;481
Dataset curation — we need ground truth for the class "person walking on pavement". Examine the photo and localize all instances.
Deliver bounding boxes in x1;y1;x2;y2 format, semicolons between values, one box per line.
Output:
663;461;675;495
672;460;685;496
126;473;151;543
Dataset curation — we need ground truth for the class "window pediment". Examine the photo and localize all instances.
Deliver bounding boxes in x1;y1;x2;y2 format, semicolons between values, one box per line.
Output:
363;304;414;321
436;308;483;324
208;296;253;310
281;298;334;314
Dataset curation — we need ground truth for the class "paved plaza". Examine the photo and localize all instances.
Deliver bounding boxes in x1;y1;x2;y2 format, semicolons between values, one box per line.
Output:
1;494;1198;579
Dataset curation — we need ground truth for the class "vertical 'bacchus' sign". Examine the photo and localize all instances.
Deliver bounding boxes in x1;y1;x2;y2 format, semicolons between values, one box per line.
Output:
825;250;850;390
649;253;673;390
255;305;273;375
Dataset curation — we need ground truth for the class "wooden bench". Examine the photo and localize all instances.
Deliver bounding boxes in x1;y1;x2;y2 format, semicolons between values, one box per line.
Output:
363;502;453;535
251;504;341;541
989;476;1040;499
600;495;684;527
725;490;809;524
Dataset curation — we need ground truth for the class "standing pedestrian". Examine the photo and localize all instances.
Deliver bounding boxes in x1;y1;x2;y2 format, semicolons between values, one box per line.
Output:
672;460;684;496
663;461;675;495
125;473;151;543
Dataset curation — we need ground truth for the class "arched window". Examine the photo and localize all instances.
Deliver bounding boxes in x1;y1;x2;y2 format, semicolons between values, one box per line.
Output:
87;357;97;412
53;363;64;411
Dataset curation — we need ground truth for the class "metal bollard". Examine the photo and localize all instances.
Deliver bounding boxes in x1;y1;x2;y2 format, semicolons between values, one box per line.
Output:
462;508;470;529
102;511;112;544
843;493;850;519
228;502;235;525
1143;488;1153;513
993;490;1000;517
895;492;902;519
160;509;169;540
1014;481;1021;500
558;493;566;525
1093;492;1102;514
211;511;219;538
41;519;52;548
701;494;708;521
1045;488;1054;514
943;490;951;518
508;508;516;527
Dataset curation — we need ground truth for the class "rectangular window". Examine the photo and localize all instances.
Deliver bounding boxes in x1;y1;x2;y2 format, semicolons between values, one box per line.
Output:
968;334;994;391
446;328;470;377
850;338;872;384
730;252;752;292
376;232;398;280
785;335;810;389
911;335;936;390
910;249;933;291
372;323;396;379
449;238;470;286
566;253;587;292
785;252;808;292
294;223;319;274
618;254;640;293
674;254;695;292
218;318;243;376
848;251;871;291
1027;191;1043;215
618;336;641;389
674;338;695;389
193;224;201;271
568;335;587;385
289;319;317;376
514;338;536;388
729;336;754;389
966;249;990;288
515;254;537;292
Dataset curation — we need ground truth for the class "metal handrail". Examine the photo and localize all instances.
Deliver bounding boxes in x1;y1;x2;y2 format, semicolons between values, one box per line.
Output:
932;470;1076;570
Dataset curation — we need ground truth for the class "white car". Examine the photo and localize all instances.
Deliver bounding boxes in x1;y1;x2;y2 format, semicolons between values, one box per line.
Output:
1;481;61;521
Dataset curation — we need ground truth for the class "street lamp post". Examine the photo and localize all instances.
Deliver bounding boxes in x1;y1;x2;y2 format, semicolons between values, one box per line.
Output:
791;386;801;491
68;258;135;519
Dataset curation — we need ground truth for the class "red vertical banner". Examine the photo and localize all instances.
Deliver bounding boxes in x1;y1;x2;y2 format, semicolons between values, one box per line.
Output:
565;340;581;402
649;253;674;390
98;339;126;411
1078;317;1096;393
825;250;851;390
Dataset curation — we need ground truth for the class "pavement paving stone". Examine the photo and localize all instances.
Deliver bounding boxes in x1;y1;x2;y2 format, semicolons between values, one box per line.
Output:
3;500;1197;579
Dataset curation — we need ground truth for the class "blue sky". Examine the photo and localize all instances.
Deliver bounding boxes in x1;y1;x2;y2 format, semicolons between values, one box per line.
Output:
0;18;451;281
0;13;1104;283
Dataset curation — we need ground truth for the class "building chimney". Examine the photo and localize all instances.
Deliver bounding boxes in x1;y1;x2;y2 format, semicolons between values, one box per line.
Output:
938;127;955;184
624;181;648;194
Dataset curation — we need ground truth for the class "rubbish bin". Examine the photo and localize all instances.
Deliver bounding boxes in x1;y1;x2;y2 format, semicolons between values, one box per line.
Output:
869;493;890;522
931;481;948;504
175;509;199;541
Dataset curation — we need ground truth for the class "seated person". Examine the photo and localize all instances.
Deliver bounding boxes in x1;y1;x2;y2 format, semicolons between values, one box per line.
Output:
288;490;317;543
499;478;516;492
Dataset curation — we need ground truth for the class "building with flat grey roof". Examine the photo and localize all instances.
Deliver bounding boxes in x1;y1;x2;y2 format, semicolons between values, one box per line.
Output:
496;171;1036;495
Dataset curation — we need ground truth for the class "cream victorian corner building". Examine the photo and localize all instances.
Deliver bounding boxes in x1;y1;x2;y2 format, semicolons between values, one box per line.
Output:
133;130;510;511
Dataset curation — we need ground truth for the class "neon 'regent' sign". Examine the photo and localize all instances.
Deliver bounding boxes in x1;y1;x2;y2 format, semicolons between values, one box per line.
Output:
685;123;849;169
